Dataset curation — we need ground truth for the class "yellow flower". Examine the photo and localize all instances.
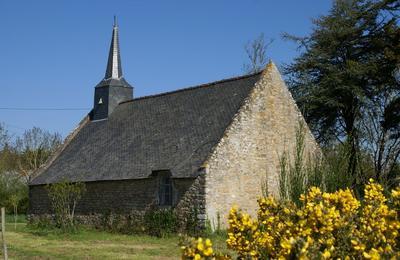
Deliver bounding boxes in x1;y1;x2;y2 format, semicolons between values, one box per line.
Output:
196;238;204;252
322;250;331;259
363;249;381;260
392;188;400;198
203;247;213;256
280;237;295;250
197;243;204;251
182;182;400;260
363;252;371;258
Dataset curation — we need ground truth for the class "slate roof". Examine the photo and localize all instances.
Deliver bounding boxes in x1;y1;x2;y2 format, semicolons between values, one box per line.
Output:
30;72;262;185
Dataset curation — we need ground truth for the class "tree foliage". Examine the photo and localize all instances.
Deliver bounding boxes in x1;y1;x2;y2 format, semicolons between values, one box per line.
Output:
16;127;61;182
46;180;86;231
0;124;61;213
284;0;400;186
0;171;28;213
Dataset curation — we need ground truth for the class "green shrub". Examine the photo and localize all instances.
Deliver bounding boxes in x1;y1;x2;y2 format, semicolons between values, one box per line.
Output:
183;206;203;237
0;172;28;214
279;121;356;203
182;181;400;259
124;212;146;234
28;215;54;230
279;121;323;204
144;208;177;237
46;180;86;232
97;208;179;237
98;210;145;234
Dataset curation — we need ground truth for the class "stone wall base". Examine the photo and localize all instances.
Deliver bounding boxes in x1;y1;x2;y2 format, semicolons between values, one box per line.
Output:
28;207;203;234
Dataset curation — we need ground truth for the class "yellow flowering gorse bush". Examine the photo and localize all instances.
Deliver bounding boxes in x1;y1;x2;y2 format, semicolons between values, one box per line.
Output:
180;236;230;260
181;180;400;259
181;237;214;259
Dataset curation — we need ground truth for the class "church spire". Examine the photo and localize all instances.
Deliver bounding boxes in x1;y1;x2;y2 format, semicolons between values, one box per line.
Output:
105;16;123;79
92;18;133;121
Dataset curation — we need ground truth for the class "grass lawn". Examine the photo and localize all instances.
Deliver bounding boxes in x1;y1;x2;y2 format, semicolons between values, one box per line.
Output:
0;216;231;259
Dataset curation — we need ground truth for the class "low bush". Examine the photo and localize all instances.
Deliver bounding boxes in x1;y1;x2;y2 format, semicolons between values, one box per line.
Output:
97;208;185;237
46;180;86;232
28;215;55;230
97;210;145;234
181;180;400;259
180;236;230;260
144;208;178;237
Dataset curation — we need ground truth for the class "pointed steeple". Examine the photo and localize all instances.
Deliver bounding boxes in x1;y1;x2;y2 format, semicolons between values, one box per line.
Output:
92;18;133;121
105;16;123;79
96;16;132;88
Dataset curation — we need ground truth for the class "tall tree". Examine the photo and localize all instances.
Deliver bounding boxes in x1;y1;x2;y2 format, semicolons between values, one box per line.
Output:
243;33;273;74
0;123;26;212
361;95;400;185
284;0;400;186
16;127;62;182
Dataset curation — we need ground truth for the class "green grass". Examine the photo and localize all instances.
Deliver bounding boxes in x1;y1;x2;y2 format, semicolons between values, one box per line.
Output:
5;214;27;224
1;223;180;259
0;216;232;259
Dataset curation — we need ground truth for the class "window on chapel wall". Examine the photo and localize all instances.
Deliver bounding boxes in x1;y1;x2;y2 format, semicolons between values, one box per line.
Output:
154;170;173;206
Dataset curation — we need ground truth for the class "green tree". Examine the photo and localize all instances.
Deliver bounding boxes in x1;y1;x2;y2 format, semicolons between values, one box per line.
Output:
284;0;400;187
0;124;60;213
47;180;86;231
0;171;28;213
16;127;62;182
362;95;400;186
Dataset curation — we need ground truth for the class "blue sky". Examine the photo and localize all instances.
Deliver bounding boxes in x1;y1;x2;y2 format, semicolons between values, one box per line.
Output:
0;1;332;138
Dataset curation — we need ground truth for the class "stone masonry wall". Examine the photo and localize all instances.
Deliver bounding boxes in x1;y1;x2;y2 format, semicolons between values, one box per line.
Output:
204;62;320;228
29;175;205;229
174;173;206;227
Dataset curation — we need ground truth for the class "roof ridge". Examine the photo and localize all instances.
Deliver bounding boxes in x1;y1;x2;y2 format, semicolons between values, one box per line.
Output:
119;71;263;105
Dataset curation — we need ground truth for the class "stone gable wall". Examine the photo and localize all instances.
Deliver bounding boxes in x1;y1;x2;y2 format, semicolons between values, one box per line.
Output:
204;63;320;228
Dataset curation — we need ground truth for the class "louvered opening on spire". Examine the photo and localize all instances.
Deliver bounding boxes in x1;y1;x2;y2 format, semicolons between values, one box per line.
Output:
105;18;123;79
